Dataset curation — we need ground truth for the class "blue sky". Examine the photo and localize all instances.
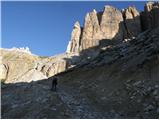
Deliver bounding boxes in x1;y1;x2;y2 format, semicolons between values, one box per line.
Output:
2;1;146;56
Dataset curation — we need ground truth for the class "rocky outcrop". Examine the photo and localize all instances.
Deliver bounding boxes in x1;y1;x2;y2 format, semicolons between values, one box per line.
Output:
0;49;40;83
66;2;159;55
0;48;81;83
66;21;81;53
68;6;125;53
141;2;159;30
36;59;67;77
0;64;9;82
122;6;141;38
66;5;138;53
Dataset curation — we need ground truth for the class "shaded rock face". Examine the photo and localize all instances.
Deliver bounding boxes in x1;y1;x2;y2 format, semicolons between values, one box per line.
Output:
66;21;81;53
0;64;9;82
122;6;141;38
141;2;159;31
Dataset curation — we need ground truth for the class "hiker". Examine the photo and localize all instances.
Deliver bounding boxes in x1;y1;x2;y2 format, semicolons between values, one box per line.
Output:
51;76;58;91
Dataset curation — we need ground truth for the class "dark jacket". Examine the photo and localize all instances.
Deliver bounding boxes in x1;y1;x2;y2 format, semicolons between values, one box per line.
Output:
52;77;58;85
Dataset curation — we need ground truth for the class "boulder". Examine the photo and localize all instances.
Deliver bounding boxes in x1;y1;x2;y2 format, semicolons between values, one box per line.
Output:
0;64;8;82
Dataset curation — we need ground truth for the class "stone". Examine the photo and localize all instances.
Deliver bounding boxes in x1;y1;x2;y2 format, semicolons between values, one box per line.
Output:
11;104;19;108
36;59;67;77
100;5;124;41
155;85;158;88
122;6;141;38
47;60;67;77
133;81;141;86
141;2;159;31
152;89;158;96
0;64;8;82
144;104;154;112
66;21;81;53
51;107;57;111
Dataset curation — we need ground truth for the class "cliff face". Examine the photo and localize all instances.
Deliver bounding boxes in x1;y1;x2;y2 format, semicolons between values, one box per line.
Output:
66;21;81;53
0;48;82;83
0;48;45;83
0;48;68;83
122;6;141;38
100;6;124;40
141;2;159;30
66;2;159;53
80;9;101;51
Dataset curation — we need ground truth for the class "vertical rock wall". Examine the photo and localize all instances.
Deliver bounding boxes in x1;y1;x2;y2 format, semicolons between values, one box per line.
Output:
122;6;141;38
66;21;81;53
66;2;159;54
80;9;102;51
100;6;124;41
141;2;159;31
0;64;9;82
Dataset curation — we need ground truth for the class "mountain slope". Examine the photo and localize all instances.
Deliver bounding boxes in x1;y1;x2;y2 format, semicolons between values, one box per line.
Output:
2;27;158;118
1;2;159;119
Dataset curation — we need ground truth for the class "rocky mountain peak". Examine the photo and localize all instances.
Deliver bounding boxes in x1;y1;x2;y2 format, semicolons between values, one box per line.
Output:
66;21;81;53
92;9;97;13
100;5;124;40
122;6;140;19
122;6;141;38
66;2;159;54
145;2;158;12
141;2;159;30
74;21;80;28
104;5;116;11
